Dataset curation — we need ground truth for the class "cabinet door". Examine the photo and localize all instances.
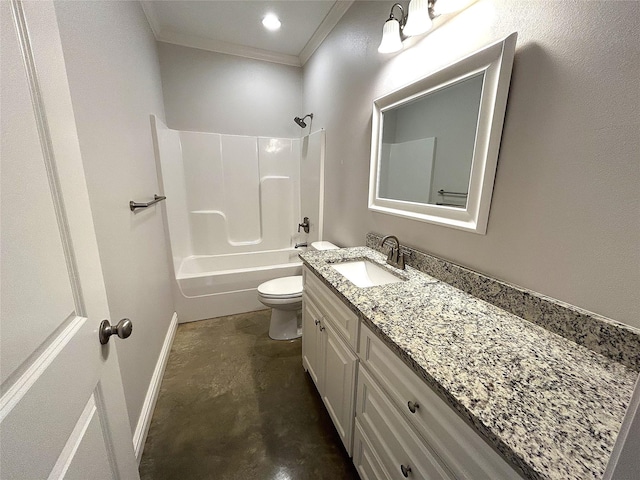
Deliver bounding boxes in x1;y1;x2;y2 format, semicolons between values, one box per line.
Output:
322;321;358;456
302;295;325;391
305;267;360;349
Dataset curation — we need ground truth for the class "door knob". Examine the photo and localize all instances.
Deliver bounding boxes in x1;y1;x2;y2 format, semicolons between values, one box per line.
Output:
99;318;133;345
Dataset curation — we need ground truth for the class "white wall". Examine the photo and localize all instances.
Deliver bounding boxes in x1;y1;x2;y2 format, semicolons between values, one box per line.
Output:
157;42;303;138
54;0;174;433
303;0;640;328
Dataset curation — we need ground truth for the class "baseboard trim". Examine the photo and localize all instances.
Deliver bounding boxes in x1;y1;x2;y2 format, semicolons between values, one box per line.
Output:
133;312;178;463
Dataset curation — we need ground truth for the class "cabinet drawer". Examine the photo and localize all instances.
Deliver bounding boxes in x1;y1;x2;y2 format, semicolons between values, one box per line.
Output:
359;323;522;480
304;267;359;350
353;420;391;480
357;366;453;480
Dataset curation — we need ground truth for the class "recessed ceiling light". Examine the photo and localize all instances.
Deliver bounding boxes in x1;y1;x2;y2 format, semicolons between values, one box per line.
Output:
262;14;281;31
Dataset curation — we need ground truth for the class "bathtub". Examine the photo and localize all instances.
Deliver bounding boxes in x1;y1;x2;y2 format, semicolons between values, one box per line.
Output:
173;248;303;322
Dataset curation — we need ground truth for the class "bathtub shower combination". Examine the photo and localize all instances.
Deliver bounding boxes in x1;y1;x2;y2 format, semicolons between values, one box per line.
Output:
151;116;325;322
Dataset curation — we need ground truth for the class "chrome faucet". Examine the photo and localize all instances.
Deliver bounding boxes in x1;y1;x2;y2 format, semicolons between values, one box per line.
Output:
295;242;308;249
379;234;405;270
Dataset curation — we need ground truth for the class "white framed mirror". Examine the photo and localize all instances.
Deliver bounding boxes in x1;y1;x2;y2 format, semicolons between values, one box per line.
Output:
368;33;517;234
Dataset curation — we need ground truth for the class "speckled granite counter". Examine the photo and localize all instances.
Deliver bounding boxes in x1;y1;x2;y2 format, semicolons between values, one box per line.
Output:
299;247;638;480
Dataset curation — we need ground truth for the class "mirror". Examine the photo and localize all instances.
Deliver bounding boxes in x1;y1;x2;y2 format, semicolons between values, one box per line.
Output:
369;33;517;234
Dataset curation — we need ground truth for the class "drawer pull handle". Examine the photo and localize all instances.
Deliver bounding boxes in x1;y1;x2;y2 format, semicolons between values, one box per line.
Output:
407;401;419;413
400;464;412;477
315;319;320;325
319;324;325;331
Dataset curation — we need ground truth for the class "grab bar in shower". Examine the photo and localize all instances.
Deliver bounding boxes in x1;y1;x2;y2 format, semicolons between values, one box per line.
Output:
437;189;468;197
129;194;166;211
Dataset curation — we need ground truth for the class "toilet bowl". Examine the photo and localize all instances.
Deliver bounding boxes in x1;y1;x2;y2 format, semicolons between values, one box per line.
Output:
258;276;303;340
258;241;339;340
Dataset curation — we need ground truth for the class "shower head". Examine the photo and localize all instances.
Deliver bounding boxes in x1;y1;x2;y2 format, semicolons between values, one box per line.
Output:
294;113;313;128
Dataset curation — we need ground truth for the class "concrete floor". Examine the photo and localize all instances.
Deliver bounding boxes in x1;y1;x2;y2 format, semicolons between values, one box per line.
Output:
139;309;359;480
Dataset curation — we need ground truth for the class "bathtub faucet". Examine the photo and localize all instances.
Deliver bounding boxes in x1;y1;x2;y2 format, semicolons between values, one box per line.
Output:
295;242;308;249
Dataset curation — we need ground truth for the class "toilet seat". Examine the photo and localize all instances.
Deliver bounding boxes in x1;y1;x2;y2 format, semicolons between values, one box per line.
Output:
257;276;303;299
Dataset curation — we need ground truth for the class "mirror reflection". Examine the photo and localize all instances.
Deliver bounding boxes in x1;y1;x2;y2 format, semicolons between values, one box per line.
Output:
378;72;484;208
369;33;517;234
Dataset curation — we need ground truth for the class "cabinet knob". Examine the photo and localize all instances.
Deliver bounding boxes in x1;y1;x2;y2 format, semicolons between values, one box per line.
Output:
319;324;325;332
315;319;320;325
400;464;412;477
407;401;419;413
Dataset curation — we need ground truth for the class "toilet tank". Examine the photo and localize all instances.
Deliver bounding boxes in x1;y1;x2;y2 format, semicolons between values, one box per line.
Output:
310;241;339;251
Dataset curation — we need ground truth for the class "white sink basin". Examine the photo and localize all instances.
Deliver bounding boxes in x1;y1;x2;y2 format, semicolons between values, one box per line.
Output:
331;259;404;288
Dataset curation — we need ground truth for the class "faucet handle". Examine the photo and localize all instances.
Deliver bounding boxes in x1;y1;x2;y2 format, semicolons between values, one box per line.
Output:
298;217;310;234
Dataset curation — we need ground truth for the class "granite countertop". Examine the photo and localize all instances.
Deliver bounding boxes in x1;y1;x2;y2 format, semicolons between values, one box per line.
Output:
299;247;638;480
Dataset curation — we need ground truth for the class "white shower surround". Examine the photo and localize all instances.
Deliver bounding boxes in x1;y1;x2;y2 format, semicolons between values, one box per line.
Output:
151;116;324;322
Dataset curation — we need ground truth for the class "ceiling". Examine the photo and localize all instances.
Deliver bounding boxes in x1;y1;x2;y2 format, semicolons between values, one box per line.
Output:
141;1;354;67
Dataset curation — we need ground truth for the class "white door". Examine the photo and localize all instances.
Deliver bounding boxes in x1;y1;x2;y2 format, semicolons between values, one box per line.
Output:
1;1;139;479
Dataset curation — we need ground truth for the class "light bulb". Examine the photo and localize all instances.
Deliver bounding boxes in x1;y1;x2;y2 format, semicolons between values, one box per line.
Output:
262;14;281;31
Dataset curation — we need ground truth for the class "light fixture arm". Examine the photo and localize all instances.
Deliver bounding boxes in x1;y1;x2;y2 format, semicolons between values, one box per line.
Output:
379;0;448;54
388;3;407;29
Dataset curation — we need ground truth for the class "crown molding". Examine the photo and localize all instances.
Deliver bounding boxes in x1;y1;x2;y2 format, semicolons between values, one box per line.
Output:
156;28;302;67
140;0;353;68
299;0;354;66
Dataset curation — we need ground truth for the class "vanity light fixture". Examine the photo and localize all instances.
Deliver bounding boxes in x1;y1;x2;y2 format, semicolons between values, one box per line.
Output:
262;13;281;31
378;3;407;53
378;0;466;54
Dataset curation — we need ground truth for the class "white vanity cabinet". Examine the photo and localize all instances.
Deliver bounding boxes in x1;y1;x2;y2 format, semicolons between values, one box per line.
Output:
302;267;359;456
302;264;523;479
357;323;523;480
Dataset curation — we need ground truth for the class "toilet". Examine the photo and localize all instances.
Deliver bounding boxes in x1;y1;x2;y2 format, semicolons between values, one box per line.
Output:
258;241;339;340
